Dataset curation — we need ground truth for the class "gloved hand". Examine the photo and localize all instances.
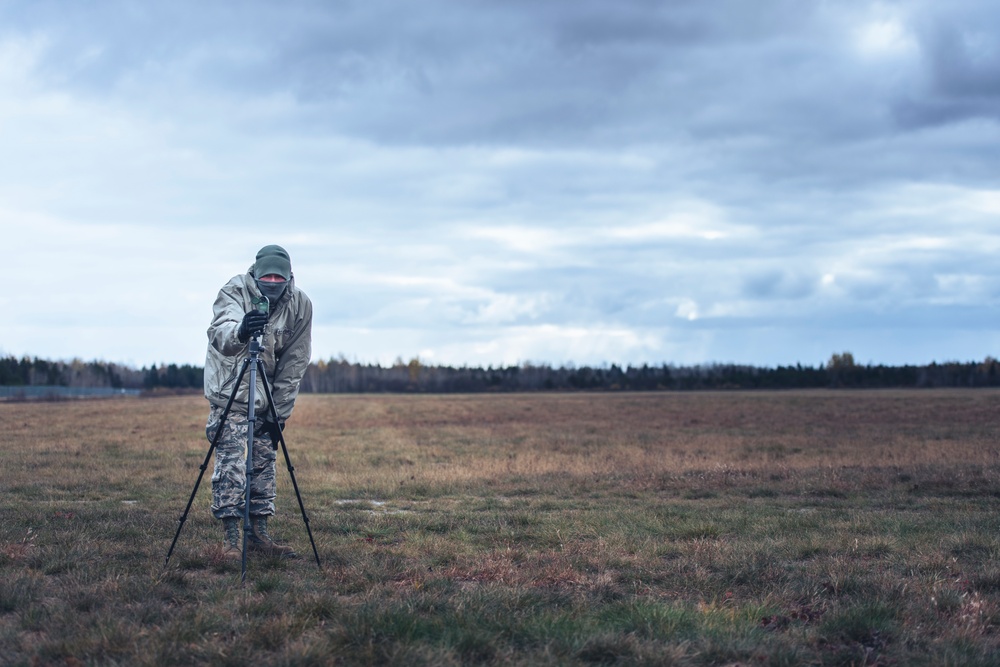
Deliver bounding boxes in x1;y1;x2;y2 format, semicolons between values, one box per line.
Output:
263;418;285;448
238;310;269;343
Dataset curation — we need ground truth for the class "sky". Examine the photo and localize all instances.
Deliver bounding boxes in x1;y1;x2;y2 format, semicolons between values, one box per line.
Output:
3;0;999;370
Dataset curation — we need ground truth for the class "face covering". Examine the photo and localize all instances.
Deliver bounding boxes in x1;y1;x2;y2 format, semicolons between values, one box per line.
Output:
256;279;287;305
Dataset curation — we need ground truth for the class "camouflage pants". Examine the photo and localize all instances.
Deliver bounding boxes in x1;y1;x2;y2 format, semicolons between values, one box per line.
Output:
206;404;276;519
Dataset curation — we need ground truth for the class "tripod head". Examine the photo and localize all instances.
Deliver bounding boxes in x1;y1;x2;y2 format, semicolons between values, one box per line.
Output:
248;334;263;355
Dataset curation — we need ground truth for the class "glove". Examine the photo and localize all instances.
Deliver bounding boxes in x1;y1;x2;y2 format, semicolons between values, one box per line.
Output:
263;418;285;448
238;310;269;343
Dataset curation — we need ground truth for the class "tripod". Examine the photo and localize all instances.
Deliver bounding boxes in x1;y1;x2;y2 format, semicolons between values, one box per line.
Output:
165;333;321;581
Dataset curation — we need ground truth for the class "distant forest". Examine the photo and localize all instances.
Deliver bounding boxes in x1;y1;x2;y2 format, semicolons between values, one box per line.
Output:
2;352;1000;393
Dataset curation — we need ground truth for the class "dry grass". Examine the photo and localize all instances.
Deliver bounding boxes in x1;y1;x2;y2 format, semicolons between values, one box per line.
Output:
1;390;999;665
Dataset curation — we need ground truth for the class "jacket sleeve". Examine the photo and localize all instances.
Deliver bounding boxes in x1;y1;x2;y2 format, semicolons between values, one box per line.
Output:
271;294;313;420
206;283;248;358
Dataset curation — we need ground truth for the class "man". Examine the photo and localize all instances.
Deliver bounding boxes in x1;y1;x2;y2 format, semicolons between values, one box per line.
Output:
204;244;313;558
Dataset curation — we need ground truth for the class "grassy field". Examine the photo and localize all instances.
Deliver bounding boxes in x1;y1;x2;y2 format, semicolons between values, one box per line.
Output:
1;390;999;666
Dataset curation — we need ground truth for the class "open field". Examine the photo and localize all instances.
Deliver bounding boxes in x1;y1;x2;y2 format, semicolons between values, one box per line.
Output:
1;390;999;666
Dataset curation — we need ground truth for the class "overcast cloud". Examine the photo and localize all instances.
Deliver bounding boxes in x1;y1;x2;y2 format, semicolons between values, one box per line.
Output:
3;0;999;368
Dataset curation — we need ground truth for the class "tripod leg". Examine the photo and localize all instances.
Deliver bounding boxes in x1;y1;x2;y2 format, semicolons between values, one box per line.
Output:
259;361;322;569
165;357;251;567
276;431;322;569
164;440;216;568
242;346;262;583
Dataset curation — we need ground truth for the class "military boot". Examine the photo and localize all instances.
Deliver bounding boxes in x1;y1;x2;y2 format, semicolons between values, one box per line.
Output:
222;517;241;560
247;515;297;558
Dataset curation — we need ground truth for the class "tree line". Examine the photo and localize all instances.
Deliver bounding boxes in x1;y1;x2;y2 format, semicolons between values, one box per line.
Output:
4;352;999;393
0;356;203;391
299;353;1000;392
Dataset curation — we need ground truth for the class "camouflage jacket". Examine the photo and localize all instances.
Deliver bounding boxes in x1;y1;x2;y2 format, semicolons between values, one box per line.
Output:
204;267;312;420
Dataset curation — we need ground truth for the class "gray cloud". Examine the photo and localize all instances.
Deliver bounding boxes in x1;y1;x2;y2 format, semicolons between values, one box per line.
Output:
1;0;999;367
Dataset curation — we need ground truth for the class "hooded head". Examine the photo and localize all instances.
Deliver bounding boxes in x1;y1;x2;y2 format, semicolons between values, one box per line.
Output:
254;245;292;303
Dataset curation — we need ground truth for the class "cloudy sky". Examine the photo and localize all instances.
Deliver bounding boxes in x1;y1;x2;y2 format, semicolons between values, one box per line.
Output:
3;0;999;369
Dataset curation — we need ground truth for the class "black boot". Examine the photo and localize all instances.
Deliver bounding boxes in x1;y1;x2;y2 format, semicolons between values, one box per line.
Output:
247;515;297;558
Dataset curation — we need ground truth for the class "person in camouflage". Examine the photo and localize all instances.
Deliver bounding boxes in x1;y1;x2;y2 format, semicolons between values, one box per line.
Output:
204;245;313;559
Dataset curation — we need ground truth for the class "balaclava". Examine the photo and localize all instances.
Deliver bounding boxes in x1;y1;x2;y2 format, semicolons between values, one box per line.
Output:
254;245;291;304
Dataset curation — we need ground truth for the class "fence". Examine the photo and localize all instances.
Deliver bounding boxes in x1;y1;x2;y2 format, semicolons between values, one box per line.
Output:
0;386;141;400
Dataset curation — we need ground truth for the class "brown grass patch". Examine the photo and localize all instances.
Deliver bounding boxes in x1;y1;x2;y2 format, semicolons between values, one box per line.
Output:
1;389;999;665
